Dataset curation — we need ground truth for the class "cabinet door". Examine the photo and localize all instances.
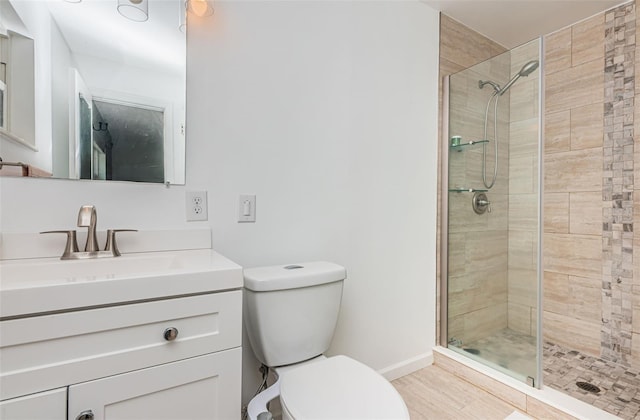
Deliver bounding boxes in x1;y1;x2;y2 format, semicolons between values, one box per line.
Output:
0;388;66;420
68;347;241;420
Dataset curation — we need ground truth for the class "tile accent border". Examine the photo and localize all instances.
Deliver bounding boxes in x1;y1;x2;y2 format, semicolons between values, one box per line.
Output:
602;2;636;366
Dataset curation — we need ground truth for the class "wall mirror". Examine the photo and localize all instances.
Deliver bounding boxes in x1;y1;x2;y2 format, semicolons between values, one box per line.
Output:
0;0;186;184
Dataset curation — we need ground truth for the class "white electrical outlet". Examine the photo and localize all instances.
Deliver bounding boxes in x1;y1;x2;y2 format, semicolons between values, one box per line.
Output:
238;194;256;223
186;191;208;221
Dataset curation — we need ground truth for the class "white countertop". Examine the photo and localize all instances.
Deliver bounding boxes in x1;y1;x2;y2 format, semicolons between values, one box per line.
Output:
0;249;243;318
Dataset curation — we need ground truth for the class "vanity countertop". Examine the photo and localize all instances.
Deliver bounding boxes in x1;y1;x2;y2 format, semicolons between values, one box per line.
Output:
0;249;243;319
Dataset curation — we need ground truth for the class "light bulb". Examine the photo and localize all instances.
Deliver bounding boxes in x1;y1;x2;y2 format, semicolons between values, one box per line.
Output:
188;0;213;17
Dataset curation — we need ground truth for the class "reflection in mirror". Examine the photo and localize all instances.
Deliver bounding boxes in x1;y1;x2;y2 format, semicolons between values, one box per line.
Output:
0;1;36;150
0;0;186;184
79;94;92;180
92;99;165;183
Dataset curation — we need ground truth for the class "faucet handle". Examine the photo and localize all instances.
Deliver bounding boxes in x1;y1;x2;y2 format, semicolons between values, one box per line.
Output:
40;230;80;260
105;229;138;257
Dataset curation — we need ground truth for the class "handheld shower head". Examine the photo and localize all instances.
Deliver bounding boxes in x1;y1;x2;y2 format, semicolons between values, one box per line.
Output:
498;60;539;96
519;60;540;77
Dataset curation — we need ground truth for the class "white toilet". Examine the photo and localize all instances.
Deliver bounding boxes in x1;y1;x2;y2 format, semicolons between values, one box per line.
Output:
243;262;409;420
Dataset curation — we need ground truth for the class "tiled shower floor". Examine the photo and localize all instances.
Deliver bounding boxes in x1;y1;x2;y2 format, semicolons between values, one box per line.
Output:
544;342;640;419
454;329;640;419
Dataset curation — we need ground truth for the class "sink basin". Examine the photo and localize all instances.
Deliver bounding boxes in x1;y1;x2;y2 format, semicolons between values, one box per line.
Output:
2;253;182;284
0;249;243;318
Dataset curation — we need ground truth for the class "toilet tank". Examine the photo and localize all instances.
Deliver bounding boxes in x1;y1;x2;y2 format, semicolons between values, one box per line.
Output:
243;262;346;367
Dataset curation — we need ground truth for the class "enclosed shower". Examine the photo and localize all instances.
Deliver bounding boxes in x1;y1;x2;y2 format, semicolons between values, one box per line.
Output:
440;3;640;417
441;38;542;386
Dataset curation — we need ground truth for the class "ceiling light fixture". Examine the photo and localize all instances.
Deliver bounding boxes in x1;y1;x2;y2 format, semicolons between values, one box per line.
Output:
117;0;149;22
187;0;213;18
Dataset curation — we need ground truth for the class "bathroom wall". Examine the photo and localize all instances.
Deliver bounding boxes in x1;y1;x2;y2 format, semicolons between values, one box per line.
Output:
506;39;540;336
50;19;74;179
187;2;440;400
440;26;542;343
543;8;607;358
0;0;440;408
437;15;507;344
543;2;640;366
447;53;511;344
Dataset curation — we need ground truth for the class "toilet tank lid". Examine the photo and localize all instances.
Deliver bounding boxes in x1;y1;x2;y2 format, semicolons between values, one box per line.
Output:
243;261;346;292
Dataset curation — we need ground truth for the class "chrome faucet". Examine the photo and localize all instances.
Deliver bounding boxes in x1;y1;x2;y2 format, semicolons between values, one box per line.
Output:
41;205;137;260
77;205;99;252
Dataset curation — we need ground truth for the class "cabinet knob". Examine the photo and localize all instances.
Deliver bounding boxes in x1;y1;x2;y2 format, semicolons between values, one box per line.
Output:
164;327;179;341
76;410;94;420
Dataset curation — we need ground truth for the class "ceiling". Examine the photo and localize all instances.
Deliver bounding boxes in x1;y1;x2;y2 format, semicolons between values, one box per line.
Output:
47;0;185;74
421;0;625;48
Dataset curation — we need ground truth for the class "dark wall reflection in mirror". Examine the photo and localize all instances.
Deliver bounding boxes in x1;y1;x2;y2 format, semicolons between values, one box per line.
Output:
79;95;91;181
90;100;164;183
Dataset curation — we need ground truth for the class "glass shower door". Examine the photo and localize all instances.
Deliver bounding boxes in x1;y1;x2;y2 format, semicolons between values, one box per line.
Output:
443;38;542;387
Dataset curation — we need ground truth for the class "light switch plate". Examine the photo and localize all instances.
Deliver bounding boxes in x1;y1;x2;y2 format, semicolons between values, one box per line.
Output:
238;194;256;223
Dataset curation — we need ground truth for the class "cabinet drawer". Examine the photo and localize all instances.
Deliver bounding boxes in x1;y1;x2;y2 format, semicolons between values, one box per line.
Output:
0;291;241;400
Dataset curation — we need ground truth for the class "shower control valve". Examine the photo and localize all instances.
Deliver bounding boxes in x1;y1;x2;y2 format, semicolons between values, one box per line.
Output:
472;192;491;215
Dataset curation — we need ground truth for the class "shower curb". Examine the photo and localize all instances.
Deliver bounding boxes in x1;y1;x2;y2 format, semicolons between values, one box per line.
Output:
433;347;620;420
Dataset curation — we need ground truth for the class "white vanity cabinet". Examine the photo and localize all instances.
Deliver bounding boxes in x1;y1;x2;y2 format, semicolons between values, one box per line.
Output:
68;349;241;420
0;388;67;419
0;248;244;420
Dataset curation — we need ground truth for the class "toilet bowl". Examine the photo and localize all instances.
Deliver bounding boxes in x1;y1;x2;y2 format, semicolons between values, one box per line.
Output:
279;355;408;419
243;262;409;420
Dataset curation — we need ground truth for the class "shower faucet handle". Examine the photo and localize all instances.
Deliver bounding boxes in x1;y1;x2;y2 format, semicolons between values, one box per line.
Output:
478;198;492;213
472;192;491;215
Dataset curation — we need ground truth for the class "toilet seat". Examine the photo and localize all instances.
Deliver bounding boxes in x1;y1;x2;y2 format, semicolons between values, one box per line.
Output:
279;355;409;420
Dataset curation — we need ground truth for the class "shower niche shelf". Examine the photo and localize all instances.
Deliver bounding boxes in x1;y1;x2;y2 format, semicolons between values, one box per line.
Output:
450;139;489;151
448;187;489;193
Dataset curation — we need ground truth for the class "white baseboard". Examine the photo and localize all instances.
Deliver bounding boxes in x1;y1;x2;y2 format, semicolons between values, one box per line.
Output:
378;352;433;381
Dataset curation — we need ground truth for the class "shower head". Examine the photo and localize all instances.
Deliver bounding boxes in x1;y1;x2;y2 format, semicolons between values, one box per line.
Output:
519;60;540;77
498;60;539;96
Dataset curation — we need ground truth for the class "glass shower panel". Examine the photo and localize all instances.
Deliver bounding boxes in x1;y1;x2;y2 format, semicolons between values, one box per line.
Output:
445;38;541;386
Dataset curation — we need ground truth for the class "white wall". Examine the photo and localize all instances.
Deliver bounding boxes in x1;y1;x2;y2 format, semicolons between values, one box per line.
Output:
50;19;74;179
0;0;440;410
188;0;439;402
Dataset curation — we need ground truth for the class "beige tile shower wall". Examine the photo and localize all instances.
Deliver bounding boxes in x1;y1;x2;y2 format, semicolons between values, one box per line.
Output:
439;15;510;345
633;1;640;368
507;40;541;336
542;13;605;357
